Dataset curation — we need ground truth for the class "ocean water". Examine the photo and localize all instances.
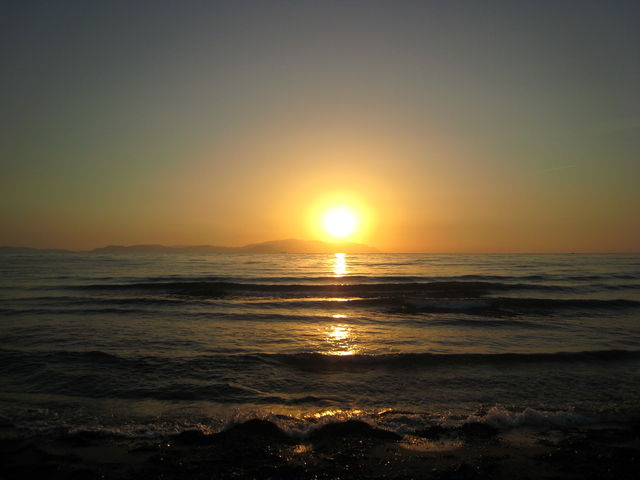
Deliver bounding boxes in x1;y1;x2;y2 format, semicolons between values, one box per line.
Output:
1;252;639;437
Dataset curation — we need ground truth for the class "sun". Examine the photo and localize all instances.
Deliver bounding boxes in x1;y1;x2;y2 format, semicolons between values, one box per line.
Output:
322;208;358;239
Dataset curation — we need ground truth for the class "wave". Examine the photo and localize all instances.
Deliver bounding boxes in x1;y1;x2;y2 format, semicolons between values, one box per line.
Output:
3;348;639;372
0;307;336;325
402;297;640;313
120;274;557;283
3;296;637;319
73;280;570;298
0;306;169;316
264;349;640;370
2;348;639;423
1;403;637;441
121;272;639;283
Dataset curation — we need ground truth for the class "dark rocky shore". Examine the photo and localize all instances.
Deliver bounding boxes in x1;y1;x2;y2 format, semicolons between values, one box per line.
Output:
1;419;639;479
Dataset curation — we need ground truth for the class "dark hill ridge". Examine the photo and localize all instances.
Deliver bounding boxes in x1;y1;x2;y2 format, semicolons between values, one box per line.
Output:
91;239;379;254
1;239;379;254
0;246;72;254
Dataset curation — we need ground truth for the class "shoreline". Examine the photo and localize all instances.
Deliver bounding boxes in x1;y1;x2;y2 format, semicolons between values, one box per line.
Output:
1;419;638;479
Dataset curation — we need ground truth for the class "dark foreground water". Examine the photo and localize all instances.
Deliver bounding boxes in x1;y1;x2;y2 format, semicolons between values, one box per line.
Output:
1;253;639;437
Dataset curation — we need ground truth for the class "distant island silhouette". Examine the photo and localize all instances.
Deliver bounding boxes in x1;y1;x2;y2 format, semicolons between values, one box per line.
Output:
0;239;379;254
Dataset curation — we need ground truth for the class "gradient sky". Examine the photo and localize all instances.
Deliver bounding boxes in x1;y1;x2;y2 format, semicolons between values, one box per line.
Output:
1;0;639;252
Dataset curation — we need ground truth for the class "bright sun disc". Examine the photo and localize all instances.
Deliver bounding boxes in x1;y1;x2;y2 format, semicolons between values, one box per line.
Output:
323;208;358;238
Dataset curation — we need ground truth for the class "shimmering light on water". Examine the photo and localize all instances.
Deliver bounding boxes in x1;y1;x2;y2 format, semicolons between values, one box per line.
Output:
325;323;358;356
328;325;350;341
292;444;311;454
332;253;348;277
311;409;363;419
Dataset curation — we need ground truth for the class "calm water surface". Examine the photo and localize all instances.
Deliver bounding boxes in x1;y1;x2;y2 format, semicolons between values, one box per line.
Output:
1;253;639;436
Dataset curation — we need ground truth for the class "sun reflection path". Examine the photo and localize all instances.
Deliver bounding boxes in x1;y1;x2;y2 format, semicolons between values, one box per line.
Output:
324;319;358;356
328;325;350;341
324;254;357;355
332;252;347;277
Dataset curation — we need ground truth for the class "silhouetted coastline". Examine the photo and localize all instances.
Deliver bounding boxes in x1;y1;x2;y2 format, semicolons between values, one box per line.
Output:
0;238;379;254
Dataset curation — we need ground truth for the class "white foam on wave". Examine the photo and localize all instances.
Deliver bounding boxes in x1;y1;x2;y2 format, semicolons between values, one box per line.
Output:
463;406;593;428
3;402;636;440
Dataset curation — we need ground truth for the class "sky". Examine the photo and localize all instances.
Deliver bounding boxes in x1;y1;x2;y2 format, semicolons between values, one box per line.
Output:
1;0;639;252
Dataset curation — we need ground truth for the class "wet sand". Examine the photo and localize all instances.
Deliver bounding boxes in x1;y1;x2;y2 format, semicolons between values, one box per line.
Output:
1;419;639;479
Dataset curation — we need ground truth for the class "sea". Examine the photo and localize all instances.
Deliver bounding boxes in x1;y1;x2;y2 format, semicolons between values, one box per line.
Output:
1;252;639;438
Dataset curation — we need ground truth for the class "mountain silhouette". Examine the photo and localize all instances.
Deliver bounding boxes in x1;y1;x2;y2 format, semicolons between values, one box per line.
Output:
89;239;379;254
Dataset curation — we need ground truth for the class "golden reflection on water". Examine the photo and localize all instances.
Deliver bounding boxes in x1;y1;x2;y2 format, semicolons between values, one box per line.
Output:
324;321;358;356
333;252;348;277
322;254;358;355
311;408;363;419
292;444;311;454
328;325;350;341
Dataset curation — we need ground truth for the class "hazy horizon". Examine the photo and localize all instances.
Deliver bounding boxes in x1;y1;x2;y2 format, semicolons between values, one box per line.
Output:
2;239;638;255
2;1;639;253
